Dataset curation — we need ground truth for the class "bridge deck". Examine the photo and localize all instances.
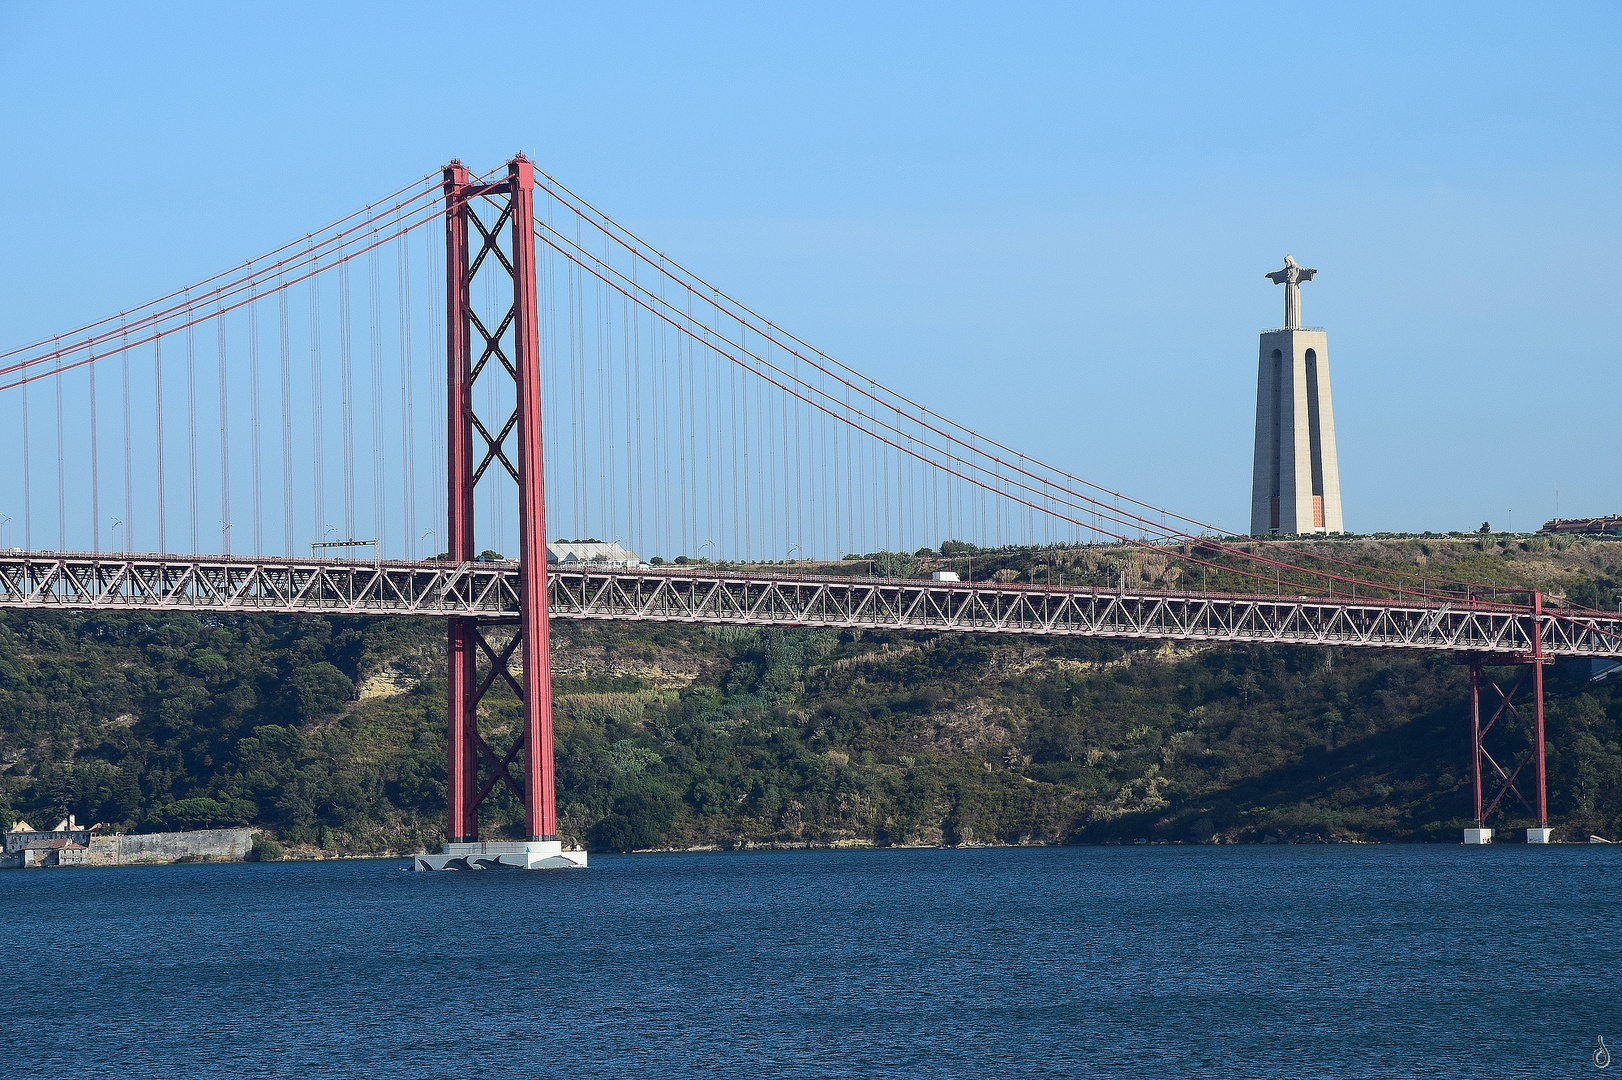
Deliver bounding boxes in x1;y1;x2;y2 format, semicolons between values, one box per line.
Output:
1;552;1618;659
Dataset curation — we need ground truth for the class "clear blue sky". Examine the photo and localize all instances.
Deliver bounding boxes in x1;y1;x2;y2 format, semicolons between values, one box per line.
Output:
2;2;1617;535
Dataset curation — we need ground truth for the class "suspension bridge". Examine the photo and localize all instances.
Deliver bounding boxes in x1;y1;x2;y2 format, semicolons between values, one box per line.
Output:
2;157;1614;862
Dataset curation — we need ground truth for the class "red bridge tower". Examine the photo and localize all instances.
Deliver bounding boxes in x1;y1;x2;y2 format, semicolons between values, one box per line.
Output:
416;157;584;871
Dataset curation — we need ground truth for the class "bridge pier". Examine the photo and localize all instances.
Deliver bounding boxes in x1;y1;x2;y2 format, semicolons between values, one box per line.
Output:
1463;592;1550;845
415;840;587;871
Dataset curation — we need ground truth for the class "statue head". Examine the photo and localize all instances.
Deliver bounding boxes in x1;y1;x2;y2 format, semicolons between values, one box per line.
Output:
1283;254;1298;268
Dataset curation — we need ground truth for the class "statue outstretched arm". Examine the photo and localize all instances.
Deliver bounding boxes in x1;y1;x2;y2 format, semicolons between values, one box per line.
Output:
1265;266;1317;285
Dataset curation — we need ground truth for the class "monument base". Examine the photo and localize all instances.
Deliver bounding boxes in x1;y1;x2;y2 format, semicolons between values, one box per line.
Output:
1463;828;1494;845
414;840;588;871
1526;827;1553;845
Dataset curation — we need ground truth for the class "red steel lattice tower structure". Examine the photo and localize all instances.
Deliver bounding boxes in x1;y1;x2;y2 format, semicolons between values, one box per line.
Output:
443;157;556;843
1464;590;1550;842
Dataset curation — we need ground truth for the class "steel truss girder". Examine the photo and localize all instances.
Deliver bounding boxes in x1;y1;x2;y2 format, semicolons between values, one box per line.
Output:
6;554;1620;659
542;571;1621;657
0;553;521;616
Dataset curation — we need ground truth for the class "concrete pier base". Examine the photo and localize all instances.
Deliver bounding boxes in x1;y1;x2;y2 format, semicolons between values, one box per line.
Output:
1526;827;1553;844
414;840;588;871
1463;828;1494;845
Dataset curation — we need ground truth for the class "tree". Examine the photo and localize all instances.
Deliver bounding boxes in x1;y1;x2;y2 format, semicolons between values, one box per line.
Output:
285;663;354;720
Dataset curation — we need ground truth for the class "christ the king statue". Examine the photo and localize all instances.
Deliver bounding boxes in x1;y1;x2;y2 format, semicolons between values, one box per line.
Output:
1265;255;1316;329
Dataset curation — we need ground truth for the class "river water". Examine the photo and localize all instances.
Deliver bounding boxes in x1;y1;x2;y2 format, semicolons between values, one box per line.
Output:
4;845;1618;1078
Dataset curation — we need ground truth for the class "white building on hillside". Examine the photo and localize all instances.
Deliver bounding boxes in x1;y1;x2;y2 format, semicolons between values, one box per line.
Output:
546;541;646;569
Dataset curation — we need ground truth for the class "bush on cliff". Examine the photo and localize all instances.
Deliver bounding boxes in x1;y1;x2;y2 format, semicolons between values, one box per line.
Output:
248;833;284;861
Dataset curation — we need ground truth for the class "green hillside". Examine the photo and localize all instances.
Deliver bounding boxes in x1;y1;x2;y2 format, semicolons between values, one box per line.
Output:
2;535;1620;853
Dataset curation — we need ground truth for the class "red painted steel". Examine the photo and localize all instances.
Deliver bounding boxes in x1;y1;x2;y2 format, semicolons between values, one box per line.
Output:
443;161;478;843
1476;674;1536;822
1531;590;1548;826
1469;659;1483;825
1464;596;1549;831
438;157;556;843
507;156;557;840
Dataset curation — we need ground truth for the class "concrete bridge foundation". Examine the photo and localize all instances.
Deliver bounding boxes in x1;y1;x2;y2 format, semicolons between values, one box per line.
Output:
414;840;587;871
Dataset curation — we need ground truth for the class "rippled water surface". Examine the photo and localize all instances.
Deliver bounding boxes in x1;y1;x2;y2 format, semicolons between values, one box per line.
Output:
4;845;1619;1078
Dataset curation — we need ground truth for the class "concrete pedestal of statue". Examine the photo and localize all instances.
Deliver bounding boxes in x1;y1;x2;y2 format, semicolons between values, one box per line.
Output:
1250;256;1345;536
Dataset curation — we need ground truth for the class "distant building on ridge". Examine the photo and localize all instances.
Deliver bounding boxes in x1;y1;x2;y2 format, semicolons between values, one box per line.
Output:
546;540;646;568
1539;516;1622;536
